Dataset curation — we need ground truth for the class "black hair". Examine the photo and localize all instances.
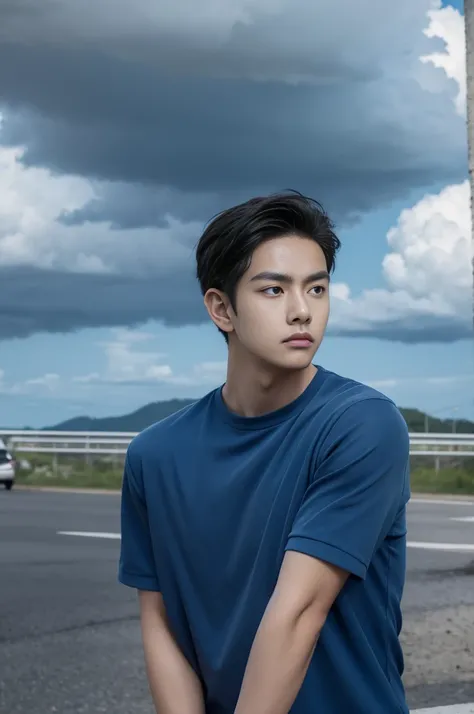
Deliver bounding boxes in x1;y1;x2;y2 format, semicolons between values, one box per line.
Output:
196;190;341;339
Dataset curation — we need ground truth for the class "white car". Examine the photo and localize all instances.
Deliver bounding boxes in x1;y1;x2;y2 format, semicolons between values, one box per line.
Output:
0;439;15;490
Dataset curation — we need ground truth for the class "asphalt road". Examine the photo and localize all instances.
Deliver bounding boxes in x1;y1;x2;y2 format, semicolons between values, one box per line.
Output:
0;489;473;714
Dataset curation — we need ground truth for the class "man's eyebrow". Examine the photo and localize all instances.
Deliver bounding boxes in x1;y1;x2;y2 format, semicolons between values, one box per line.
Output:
249;270;330;284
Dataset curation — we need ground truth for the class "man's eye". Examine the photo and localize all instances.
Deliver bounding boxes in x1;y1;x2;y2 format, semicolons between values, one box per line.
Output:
262;286;282;296
311;286;325;295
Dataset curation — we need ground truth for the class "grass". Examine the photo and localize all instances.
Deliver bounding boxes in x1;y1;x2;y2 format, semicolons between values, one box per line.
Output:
14;452;124;490
11;452;474;495
410;467;474;495
15;468;124;490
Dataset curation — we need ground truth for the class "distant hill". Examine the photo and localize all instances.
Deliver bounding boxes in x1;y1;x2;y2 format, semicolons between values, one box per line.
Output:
45;399;195;432
400;408;474;434
46;401;474;434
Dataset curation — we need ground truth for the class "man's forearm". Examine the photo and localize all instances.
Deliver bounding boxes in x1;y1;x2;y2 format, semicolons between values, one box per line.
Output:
142;627;205;714
234;600;322;714
140;594;205;714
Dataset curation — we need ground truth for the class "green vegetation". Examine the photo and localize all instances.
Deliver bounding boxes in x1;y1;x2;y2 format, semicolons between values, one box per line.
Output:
410;455;474;494
15;468;124;490
14;453;124;490
410;467;474;495
400;408;474;435
12;453;474;495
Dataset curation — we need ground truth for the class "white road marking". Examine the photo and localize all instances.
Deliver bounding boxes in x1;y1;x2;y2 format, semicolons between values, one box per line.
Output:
412;705;474;713
57;532;474;553
410;498;474;507
55;534;473;712
450;516;474;523
55;530;474;714
408;541;474;553
58;531;121;539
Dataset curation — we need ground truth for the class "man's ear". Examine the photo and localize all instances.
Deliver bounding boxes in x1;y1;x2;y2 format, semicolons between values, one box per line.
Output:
203;289;235;336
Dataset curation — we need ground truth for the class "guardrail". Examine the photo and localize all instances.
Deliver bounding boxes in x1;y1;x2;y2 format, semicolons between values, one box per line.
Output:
0;429;473;457
0;430;132;456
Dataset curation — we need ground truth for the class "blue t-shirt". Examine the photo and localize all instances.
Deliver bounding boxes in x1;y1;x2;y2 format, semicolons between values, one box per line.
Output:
119;366;411;714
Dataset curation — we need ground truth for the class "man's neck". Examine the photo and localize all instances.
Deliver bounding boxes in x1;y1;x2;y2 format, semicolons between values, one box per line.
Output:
222;355;317;418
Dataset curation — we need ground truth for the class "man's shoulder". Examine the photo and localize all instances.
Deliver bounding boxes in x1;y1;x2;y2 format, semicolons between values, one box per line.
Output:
318;366;397;409
127;389;217;463
316;367;408;438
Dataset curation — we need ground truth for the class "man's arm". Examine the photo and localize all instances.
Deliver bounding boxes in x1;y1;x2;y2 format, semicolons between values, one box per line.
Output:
118;450;205;714
234;398;410;714
234;551;348;714
139;590;205;714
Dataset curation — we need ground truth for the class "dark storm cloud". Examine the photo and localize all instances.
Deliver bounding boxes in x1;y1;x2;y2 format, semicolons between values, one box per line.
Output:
59;184;247;231
0;0;469;343
0;267;207;340
0;266;470;344
329;318;473;344
0;2;466;224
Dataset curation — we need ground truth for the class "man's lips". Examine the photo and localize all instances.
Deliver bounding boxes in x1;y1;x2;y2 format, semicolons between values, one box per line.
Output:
283;333;314;347
283;332;314;343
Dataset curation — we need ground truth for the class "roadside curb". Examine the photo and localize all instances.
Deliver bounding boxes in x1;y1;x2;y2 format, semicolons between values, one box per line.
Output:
11;486;474;499
14;485;121;495
410;493;474;502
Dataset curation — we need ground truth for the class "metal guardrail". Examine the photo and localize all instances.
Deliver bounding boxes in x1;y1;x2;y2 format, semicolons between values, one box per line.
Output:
0;429;473;457
409;434;474;457
1;431;131;456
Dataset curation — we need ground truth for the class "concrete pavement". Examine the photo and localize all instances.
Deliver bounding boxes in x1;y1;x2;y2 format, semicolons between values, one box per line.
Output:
0;489;473;713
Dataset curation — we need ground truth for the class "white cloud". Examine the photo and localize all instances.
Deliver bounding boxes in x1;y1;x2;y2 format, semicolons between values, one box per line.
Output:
367;373;474;390
366;373;474;418
0;330;226;398
329;179;471;337
1;371;61;395
367;379;399;390
98;328;173;383
420;4;466;115
331;0;470;337
24;373;60;389
329;283;351;301
72;373;101;384
424;374;474;386
193;361;227;379
71;330;227;388
0;144;198;277
384;181;470;301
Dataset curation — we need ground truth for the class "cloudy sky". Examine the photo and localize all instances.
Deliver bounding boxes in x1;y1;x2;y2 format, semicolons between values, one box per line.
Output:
0;0;472;427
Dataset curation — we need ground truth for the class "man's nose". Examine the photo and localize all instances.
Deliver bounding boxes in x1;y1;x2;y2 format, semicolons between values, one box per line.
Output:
288;294;311;324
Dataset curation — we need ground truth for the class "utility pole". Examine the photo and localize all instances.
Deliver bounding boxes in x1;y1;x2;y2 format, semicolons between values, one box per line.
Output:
451;407;459;434
465;0;474;331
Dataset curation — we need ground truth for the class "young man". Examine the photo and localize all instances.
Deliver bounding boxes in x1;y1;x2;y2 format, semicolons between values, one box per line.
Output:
118;192;411;714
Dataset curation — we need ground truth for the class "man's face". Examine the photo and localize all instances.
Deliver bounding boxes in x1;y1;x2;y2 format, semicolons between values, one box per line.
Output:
229;235;330;370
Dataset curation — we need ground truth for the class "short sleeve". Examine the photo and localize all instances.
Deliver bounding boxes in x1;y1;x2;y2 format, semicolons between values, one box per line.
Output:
118;450;160;591
285;398;410;580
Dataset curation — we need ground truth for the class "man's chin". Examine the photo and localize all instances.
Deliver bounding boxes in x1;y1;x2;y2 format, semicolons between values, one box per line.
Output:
264;352;316;372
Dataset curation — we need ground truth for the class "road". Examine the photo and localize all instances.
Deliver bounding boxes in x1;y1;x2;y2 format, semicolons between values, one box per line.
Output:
0;489;473;714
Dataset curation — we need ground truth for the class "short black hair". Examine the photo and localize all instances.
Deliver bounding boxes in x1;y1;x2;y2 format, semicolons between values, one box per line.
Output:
196;190;341;338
